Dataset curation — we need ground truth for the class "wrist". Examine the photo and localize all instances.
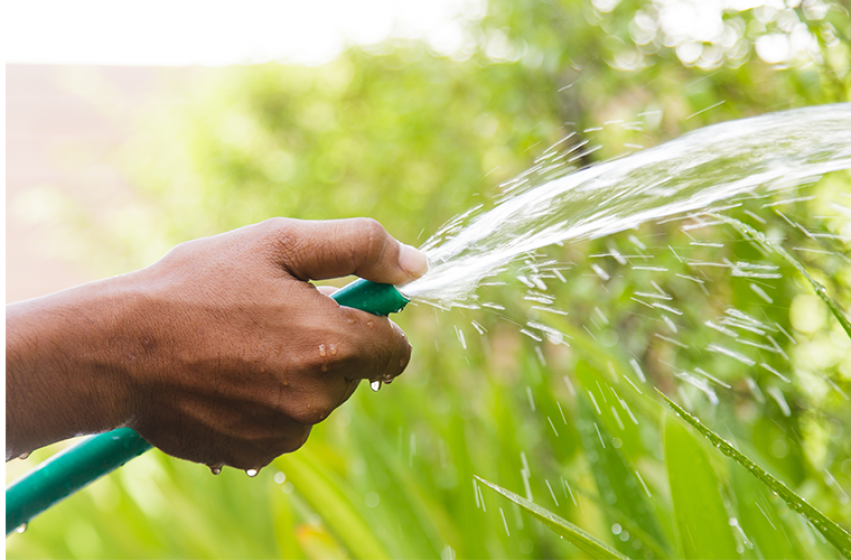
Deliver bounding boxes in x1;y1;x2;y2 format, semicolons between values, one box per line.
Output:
6;275;142;455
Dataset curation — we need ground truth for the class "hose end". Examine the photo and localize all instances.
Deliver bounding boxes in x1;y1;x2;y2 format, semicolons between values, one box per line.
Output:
330;279;409;316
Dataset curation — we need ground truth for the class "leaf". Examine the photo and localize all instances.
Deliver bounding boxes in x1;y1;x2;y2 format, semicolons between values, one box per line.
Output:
575;379;670;559
275;448;390;560
664;411;740;560
564;476;672;560
575;360;645;464
730;462;808;560
660;391;851;559
718;215;851;340
268;478;304;560
474;475;630;560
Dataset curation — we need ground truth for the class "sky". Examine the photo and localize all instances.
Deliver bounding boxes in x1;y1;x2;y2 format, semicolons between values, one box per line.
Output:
6;0;485;67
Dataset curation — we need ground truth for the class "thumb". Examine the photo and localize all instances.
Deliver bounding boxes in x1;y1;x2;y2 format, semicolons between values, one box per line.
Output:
269;218;428;285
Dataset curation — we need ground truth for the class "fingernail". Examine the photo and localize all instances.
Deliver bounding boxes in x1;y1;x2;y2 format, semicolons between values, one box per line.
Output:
399;244;429;279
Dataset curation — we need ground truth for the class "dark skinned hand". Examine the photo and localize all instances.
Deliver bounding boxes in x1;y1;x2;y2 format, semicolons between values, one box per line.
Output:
6;218;428;471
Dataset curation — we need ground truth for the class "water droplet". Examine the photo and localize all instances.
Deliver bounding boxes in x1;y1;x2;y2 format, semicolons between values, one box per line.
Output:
365;491;380;508
318;344;326;357
18;451;30;460
15;523;27;534
371;380;382;392
210;466;222;476
246;469;258;478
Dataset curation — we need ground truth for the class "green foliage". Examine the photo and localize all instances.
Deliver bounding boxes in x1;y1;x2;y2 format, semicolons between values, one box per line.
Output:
275;448;390;560
475;475;630;559
664;412;740;560
576;383;668;558
7;0;851;558
661;392;851;558
719;215;851;339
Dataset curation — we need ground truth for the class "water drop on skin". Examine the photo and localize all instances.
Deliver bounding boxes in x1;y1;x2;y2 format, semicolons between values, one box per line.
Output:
371;380;382;392
246;469;258;478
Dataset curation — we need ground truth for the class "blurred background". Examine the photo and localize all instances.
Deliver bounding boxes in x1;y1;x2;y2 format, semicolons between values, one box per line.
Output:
6;0;851;558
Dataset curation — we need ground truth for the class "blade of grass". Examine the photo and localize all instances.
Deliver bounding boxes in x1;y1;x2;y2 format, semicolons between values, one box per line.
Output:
474;476;630;560
575;378;670;559
659;391;851;559
717;214;851;340
275;448;390;560
730;462;808;560
563;474;672;560
268;479;305;559
664;411;740;559
575;360;645;465
352;413;456;559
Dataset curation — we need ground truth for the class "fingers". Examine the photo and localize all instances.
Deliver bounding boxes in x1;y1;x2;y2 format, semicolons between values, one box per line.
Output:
133;393;314;471
267;218;428;285
326;305;412;383
297;288;412;383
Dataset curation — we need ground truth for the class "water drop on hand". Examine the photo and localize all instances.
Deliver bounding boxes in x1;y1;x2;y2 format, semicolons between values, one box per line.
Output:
370;380;382;392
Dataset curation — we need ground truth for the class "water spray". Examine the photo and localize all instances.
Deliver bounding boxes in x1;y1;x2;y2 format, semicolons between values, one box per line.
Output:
5;280;409;535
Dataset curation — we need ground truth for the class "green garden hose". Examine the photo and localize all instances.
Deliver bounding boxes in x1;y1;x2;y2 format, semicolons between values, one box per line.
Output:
5;279;409;535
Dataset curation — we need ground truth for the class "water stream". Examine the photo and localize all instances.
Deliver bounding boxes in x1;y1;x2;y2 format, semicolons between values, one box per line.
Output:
401;104;851;309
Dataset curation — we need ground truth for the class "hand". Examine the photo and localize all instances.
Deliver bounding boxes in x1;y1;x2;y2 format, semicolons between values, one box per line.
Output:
6;218;428;470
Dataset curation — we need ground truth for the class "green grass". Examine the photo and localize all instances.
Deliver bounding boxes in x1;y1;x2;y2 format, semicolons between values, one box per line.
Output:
475;476;630;560
661;392;851;559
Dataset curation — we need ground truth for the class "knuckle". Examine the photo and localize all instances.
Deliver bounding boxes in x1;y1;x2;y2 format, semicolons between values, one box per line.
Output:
264;218;306;269
262;216;293;232
355;217;385;237
354;218;388;267
263;217;297;244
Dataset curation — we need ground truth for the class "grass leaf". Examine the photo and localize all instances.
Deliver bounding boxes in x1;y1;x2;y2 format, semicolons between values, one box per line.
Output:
660;391;851;559
730;462;809;560
664;411;740;559
474;476;631;560
718;214;851;340
275;448;391;560
575;371;671;558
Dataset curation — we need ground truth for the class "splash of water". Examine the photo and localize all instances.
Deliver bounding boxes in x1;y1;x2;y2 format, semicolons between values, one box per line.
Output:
401;104;851;308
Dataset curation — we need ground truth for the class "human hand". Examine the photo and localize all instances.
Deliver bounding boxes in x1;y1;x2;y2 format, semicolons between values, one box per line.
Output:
6;218;428;470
